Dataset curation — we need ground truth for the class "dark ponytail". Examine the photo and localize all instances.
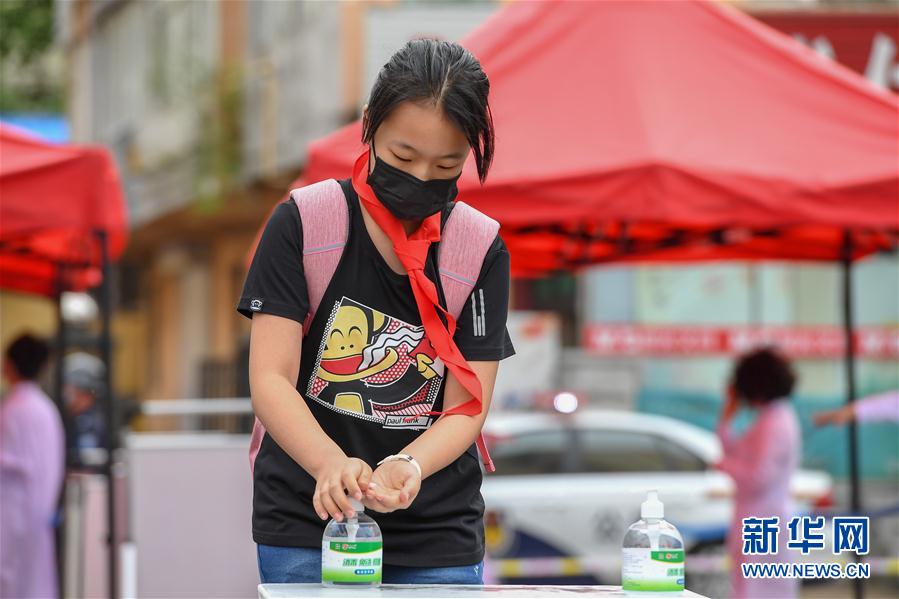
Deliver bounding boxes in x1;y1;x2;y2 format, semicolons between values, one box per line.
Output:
362;38;495;184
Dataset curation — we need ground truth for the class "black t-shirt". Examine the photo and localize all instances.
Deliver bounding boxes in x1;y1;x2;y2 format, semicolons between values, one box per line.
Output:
237;178;515;567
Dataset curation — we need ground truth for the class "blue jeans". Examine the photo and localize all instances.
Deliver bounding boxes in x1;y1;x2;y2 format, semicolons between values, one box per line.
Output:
257;544;484;585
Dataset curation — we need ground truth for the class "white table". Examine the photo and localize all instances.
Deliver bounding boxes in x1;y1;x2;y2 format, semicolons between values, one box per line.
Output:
258;584;710;598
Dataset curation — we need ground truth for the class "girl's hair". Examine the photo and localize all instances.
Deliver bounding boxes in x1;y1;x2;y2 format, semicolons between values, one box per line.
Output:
362;38;495;184
731;347;797;404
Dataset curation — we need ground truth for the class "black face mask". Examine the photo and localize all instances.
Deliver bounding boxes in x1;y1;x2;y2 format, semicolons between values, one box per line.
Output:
366;143;461;220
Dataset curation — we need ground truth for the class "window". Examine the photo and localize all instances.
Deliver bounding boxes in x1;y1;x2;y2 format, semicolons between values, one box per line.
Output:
489;427;707;476
489;430;574;476
655;437;707;472
574;430;669;473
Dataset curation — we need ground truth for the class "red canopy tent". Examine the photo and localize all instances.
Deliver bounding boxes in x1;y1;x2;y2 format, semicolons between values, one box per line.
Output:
284;0;896;276
0;124;128;294
0;122;128;597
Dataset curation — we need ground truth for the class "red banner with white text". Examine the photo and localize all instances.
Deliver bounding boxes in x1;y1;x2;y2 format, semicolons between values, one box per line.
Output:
583;325;899;360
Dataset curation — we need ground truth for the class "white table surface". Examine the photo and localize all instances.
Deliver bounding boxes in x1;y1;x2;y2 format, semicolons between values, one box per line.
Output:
258;584;709;598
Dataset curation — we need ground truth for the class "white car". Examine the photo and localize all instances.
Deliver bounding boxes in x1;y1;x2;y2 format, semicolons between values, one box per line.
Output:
480;409;833;586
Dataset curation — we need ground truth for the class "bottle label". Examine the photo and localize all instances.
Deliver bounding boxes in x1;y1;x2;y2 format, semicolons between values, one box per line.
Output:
322;540;383;584
622;548;685;592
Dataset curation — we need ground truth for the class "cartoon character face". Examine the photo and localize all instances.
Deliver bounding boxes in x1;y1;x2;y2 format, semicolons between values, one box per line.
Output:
323;306;370;361
318;305;395;382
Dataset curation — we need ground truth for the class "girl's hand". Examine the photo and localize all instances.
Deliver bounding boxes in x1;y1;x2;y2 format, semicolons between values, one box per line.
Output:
312;456;372;522
363;460;421;513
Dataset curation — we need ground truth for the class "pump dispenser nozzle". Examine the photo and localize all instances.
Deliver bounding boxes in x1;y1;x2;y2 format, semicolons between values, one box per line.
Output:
349;497;364;514
641;490;664;520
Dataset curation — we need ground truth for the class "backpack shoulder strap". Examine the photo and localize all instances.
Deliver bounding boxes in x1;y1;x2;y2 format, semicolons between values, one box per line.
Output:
436;201;501;473
250;178;348;475
438;201;500;321
291;178;350;335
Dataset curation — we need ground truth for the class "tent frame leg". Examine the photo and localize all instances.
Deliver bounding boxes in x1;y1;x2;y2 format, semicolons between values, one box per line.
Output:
53;268;71;599
841;230;863;599
95;229;118;599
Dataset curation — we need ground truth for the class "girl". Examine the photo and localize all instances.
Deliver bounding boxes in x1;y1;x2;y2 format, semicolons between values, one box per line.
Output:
716;347;801;599
237;39;514;585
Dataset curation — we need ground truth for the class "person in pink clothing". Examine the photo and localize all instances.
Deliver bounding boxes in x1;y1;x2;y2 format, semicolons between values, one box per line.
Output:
813;390;899;426
0;333;65;599
716;347;801;599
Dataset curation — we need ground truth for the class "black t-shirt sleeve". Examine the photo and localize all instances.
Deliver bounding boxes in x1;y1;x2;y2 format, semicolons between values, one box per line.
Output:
236;200;310;324
452;234;516;362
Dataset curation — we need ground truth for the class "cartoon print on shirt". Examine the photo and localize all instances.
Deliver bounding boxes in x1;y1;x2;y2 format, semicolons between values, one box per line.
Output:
307;296;444;430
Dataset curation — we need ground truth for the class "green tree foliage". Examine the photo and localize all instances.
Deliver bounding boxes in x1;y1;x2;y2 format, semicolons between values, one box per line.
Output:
0;0;61;112
0;0;54;64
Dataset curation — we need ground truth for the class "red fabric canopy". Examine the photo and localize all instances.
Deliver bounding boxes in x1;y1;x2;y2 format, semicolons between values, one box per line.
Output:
277;0;897;277
0;124;128;296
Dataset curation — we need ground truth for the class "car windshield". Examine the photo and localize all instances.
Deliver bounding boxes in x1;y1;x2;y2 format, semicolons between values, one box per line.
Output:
489;429;575;475
574;429;706;473
489;426;707;475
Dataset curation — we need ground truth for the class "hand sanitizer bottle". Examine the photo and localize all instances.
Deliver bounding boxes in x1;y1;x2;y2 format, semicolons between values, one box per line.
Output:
321;498;382;586
621;490;685;592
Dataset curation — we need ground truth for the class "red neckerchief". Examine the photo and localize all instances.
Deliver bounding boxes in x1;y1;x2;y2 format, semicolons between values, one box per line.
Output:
351;148;483;420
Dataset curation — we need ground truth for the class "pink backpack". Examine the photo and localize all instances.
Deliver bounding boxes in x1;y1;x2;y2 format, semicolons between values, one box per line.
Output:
249;179;499;475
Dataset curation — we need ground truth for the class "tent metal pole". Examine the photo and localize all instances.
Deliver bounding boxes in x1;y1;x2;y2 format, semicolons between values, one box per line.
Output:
841;230;863;599
53;266;78;468
95;230;118;599
53;267;69;599
54;276;65;435
53;267;71;463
